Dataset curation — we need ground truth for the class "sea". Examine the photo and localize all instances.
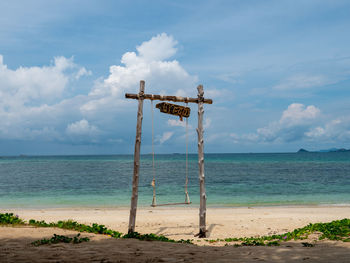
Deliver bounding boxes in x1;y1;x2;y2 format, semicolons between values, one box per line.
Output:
0;152;349;209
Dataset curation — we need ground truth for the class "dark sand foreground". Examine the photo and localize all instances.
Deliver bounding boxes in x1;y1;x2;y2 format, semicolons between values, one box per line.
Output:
1;206;350;262
1;227;350;263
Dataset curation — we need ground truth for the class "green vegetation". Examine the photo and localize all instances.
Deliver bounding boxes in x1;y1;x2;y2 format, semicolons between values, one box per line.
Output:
209;218;350;246
123;231;192;244
0;213;191;244
1;213;349;247
28;219;123;238
301;242;314;247
0;213;25;225
31;233;90;246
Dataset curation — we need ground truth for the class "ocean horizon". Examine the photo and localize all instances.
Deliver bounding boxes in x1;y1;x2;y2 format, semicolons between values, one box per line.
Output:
1;152;349;209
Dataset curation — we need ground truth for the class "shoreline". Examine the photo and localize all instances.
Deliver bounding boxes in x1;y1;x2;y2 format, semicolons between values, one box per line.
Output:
2;202;350;210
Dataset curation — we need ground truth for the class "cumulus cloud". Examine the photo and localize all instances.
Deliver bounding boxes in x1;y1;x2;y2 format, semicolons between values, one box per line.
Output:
230;103;322;143
256;103;321;142
279;103;320;127
84;33;197;113
0;33;198;146
305;118;350;142
0;55;91;141
0;55;90;109
136;33;178;62
66;119;99;136
228;103;350;146
156;131;174;144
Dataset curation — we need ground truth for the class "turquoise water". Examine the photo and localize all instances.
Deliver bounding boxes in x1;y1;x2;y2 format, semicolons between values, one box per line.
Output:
0;153;349;208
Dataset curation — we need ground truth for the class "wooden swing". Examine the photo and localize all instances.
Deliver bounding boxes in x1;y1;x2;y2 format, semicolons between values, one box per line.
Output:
125;81;212;237
150;100;191;207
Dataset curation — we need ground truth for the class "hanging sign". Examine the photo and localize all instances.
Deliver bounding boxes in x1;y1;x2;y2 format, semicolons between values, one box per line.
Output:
156;102;190;121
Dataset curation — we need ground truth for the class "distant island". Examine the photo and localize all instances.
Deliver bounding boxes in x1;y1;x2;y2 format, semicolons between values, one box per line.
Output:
297;148;350;153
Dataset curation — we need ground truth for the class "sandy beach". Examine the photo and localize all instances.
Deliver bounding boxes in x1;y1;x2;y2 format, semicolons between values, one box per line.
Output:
1;206;350;262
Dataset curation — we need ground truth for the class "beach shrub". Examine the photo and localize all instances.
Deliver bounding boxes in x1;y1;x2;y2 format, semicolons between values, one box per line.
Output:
31;233;90;246
301;242;314;247
241;239;265;246
266;241;280;246
0;213;24;225
28;219;55;227
122;231;192;244
28;219;123;238
215;218;350;246
311;218;350;241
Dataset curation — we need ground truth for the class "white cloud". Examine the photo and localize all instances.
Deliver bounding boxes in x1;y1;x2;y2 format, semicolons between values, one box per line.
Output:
168;119;186;127
66;119;99;136
75;67;92;79
136;33;178;62
231;103;322;143
230;103;350;145
156;131;174;144
215;72;240;84
305;118;350;142
0;55;91;141
202;88;234;104
229;132;259;143
204;118;212;129
85;33;197;111
205;89;223;98
0;55;89;109
0;34;198;145
273;74;332;90
257;103;321;142
279;103;320;127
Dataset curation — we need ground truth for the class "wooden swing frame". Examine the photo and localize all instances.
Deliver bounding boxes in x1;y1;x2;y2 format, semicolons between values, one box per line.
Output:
125;80;213;238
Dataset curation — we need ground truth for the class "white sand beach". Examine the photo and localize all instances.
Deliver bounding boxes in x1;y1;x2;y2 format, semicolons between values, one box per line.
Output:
3;206;350;241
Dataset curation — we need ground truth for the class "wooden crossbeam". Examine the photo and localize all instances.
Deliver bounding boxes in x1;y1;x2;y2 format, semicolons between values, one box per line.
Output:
125;93;213;104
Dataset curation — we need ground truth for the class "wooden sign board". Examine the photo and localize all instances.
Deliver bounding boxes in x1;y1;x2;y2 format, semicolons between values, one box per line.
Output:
156;102;190;121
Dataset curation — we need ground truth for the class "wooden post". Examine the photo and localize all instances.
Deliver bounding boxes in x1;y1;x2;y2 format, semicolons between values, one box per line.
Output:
197;85;207;238
128;80;145;234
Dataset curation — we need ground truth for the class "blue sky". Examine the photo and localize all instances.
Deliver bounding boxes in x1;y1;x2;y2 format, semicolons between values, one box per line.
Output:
1;0;350;155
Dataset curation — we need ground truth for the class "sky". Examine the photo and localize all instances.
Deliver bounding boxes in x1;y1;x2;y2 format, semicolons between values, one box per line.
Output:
1;0;350;155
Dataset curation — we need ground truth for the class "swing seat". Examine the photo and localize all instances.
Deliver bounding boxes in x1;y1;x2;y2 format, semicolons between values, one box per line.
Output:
151;201;192;207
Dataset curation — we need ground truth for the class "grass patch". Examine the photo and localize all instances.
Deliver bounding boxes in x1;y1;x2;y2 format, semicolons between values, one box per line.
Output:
0;213;192;244
28;219;123;238
122;231;192;244
31;233;90;246
218;218;350;247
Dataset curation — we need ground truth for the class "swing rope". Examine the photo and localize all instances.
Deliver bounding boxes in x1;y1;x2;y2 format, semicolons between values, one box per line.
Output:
184;102;190;204
150;100;191;207
151;99;157;206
